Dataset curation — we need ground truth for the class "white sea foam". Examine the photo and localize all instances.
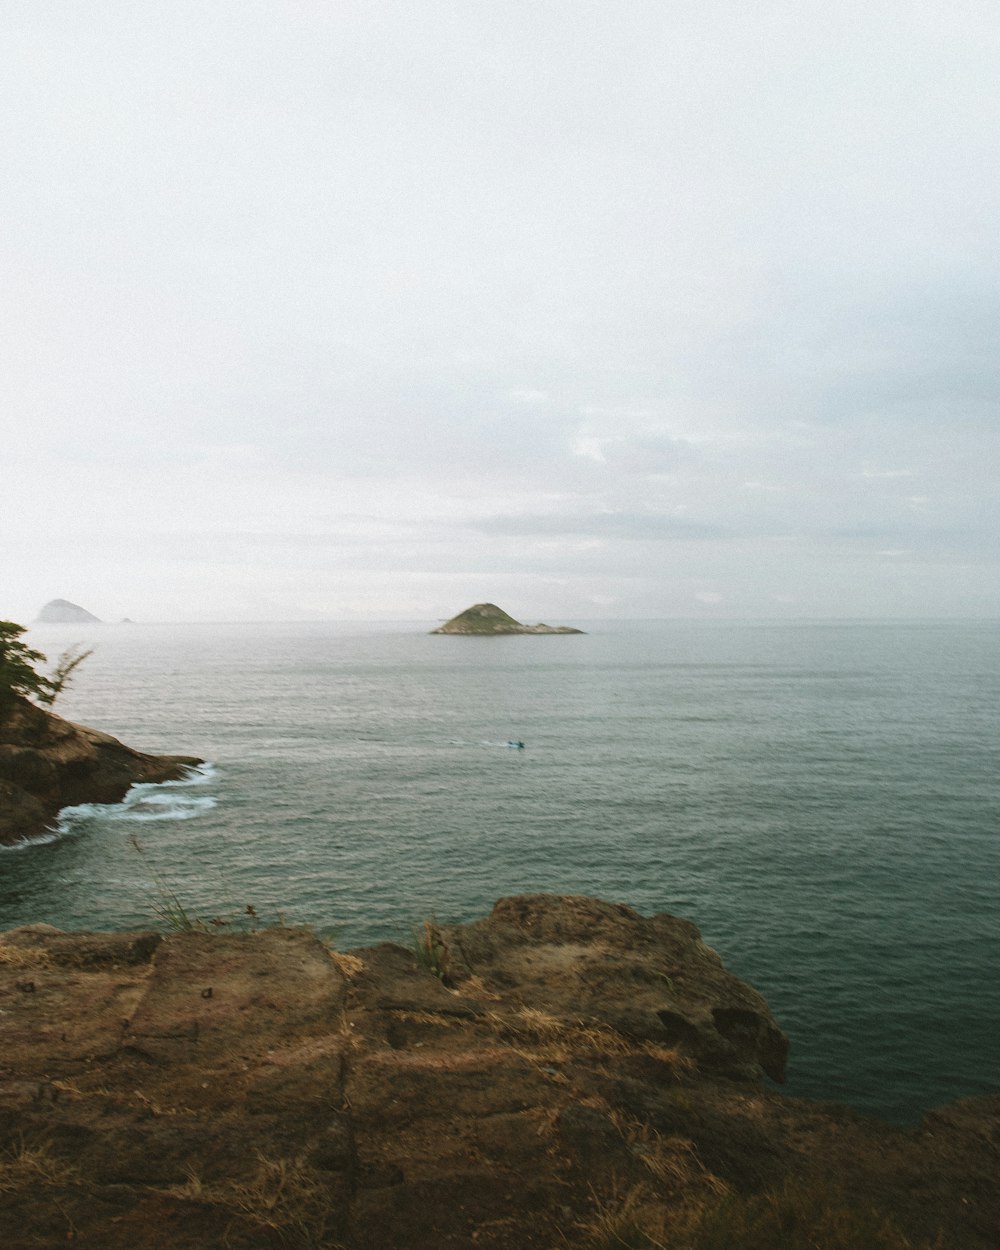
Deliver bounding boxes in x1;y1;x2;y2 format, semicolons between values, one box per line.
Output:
0;828;66;853
1;763;219;850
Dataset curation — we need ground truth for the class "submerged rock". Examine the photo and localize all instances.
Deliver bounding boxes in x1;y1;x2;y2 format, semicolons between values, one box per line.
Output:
0;894;995;1249
431;602;585;635
0;695;201;844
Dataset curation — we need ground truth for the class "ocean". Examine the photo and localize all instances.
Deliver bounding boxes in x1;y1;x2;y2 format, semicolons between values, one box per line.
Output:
3;618;998;1124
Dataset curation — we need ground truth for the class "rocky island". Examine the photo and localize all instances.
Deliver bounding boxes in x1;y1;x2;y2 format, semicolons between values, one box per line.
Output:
431;603;585;635
0;893;997;1249
34;599;102;625
0;696;202;845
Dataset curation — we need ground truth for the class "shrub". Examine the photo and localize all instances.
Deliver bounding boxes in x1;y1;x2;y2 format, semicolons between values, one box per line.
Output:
0;620;92;710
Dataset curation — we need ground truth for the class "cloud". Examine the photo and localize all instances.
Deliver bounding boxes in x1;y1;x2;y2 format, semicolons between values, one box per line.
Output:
861;466;917;480
473;510;730;542
1;3;999;619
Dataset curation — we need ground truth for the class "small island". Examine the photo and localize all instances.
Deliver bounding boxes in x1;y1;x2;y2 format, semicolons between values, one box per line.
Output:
430;602;585;635
34;598;102;624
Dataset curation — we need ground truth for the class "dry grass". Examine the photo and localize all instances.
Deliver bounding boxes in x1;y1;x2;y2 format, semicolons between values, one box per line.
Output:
0;943;51;968
485;1008;691;1077
327;949;365;979
575;1185;670;1250
0;1142;80;1194
488;1007;633;1053
639;1042;695;1073
455;972;504;1002
392;1009;463;1027
168;1152;336;1248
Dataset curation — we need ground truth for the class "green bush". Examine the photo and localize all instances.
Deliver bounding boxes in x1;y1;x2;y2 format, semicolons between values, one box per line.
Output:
0;620;92;710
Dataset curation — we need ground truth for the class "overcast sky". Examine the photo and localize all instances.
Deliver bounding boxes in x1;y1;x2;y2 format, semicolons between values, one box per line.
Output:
3;1;998;623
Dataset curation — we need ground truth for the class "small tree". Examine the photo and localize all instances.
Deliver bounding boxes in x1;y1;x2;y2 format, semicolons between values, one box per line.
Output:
0;621;93;711
38;642;93;707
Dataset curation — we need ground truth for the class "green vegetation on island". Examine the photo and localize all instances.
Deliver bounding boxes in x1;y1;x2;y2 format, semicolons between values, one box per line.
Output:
430;602;585;635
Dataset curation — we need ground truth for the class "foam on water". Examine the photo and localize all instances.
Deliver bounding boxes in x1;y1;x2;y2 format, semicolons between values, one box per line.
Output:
0;827;66;853
57;769;219;831
1;763;221;850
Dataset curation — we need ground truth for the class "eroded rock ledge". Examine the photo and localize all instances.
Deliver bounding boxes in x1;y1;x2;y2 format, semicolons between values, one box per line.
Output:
1;894;997;1250
0;696;202;845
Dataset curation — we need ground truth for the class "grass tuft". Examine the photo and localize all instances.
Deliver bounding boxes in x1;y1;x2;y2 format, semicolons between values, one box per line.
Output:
168;1153;335;1247
576;1185;669;1250
0;1142;80;1194
413;919;450;981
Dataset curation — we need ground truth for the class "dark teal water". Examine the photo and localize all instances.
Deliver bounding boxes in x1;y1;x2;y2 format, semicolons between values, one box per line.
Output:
3;619;998;1124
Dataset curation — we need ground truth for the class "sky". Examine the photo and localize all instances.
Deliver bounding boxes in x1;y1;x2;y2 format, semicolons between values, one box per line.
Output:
2;1;999;623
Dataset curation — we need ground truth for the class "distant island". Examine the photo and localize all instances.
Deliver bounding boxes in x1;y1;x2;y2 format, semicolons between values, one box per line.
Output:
430;603;585;635
35;598;101;624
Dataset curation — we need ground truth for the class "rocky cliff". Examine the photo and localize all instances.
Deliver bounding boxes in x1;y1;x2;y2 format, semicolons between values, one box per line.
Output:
0;696;202;844
431;603;585;635
1;894;996;1250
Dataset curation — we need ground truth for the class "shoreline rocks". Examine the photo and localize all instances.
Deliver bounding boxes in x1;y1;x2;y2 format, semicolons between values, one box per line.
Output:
0;695;202;845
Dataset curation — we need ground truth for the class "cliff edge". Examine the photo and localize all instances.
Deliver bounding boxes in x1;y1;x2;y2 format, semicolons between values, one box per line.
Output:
0;894;995;1249
0;696;202;844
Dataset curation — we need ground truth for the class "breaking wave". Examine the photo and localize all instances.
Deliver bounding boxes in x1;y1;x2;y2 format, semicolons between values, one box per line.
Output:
1;763;219;851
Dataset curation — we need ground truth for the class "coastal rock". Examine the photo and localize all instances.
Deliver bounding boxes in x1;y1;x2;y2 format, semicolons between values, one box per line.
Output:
441;894;788;1082
0;695;201;844
430;602;585;635
33;598;101;624
0;894;996;1249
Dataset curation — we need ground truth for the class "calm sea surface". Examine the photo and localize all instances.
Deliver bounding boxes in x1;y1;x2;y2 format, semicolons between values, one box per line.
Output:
3;619;998;1123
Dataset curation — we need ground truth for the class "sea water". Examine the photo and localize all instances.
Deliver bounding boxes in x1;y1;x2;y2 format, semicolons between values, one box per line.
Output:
2;619;998;1124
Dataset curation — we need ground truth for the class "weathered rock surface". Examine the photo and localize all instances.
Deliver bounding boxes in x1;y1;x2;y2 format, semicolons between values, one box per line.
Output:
431;603;585;635
33;599;101;624
0;894;997;1249
441;895;789;1083
0;696;202;844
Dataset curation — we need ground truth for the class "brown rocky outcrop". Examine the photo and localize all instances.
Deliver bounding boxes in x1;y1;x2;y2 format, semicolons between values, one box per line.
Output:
0;696;202;844
1;894;997;1249
440;895;788;1083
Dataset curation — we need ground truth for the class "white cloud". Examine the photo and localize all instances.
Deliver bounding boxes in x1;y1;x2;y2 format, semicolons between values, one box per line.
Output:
572;436;611;464
1;2;998;620
861;465;917;479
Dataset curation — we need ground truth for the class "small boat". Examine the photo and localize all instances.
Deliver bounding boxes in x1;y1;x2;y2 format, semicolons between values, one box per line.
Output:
506;740;525;749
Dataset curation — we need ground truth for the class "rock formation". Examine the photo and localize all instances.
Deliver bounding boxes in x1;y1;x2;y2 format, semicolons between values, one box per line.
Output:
34;599;102;624
431;603;585;635
0;696;202;844
0;894;996;1249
